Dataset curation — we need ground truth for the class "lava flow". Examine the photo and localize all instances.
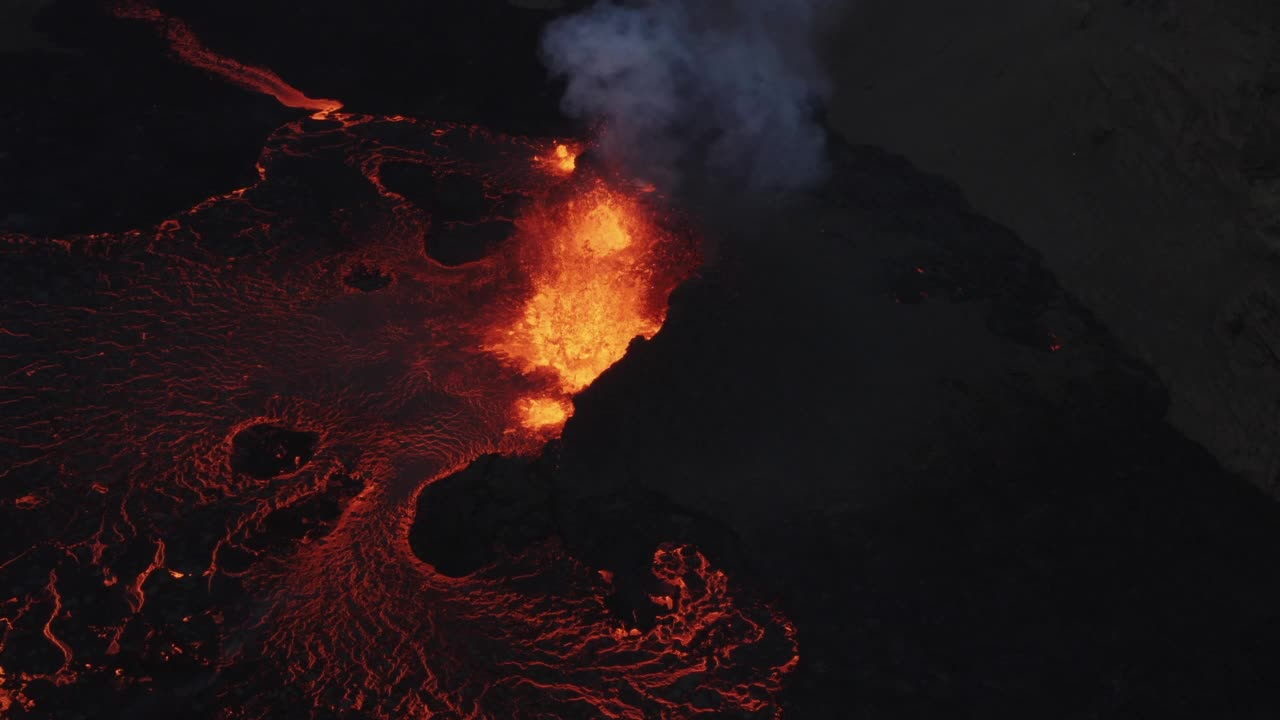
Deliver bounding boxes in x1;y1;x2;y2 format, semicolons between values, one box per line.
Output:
0;4;797;719
111;0;343;116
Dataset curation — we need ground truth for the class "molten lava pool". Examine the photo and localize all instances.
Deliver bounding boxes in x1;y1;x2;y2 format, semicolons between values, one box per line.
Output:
0;4;797;719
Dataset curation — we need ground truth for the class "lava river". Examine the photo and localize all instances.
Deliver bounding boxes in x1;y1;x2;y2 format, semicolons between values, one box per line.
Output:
0;4;797;718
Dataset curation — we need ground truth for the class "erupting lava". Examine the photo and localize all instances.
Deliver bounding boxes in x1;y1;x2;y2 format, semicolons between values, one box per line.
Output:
541;143;580;174
490;179;682;430
467;134;679;434
0;4;797;719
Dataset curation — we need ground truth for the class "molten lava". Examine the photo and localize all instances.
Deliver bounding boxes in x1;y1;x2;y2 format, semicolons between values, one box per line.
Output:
542;142;579;174
490;182;669;395
517;396;573;429
111;1;342;117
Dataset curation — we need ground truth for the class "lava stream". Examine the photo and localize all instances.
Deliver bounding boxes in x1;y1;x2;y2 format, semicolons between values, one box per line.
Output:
112;0;342;116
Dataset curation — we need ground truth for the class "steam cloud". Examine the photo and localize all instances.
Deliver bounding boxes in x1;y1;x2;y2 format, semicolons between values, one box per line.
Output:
541;0;836;191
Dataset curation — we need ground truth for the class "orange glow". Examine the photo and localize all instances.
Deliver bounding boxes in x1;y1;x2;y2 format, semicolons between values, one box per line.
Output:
488;181;666;394
554;144;577;173
518;396;573;430
111;1;342;117
0;667;11;714
539;143;579;174
13;494;44;510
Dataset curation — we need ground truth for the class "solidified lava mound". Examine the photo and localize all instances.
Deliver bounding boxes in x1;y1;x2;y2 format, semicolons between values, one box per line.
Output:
409;453;556;577
229;423;320;479
379;165;527;265
426;219;518;266
382;166;491;222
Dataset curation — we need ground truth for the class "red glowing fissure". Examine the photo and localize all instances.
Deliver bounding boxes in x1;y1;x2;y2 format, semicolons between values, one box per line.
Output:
0;3;798;717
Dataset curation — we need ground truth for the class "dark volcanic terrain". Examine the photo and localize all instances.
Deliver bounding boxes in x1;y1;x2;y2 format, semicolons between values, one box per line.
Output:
4;2;1280;719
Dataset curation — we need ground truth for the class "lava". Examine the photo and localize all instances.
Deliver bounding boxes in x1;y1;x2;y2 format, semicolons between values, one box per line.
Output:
111;1;342;117
488;181;675;395
0;3;796;719
518;396;573;430
541;143;580;175
37;572;71;677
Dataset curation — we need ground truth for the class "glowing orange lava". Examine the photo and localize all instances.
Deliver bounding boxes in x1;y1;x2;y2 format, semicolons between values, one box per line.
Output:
539;142;579;174
112;1;343;117
518;396;573;429
554;143;577;172
490;181;668;398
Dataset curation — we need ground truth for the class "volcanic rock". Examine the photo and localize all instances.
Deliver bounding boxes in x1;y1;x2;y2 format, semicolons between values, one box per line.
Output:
410;452;557;577
545;137;1280;717
342;263;393;291
380;166;491;223
425;220;516;266
229;423;320;479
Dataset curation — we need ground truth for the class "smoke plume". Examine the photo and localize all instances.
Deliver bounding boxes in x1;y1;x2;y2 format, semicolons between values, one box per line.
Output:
541;0;837;192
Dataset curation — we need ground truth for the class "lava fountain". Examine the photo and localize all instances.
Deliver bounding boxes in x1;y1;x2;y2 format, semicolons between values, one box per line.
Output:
489;164;687;432
494;183;663;393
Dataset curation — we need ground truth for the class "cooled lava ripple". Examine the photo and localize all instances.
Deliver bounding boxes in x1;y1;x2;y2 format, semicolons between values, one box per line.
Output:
0;5;797;718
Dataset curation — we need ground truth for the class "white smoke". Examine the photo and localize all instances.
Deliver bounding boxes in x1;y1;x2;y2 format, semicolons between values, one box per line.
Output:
541;0;837;191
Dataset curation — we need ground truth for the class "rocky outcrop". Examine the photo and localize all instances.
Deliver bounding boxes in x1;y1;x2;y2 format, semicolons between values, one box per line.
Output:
826;0;1280;492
